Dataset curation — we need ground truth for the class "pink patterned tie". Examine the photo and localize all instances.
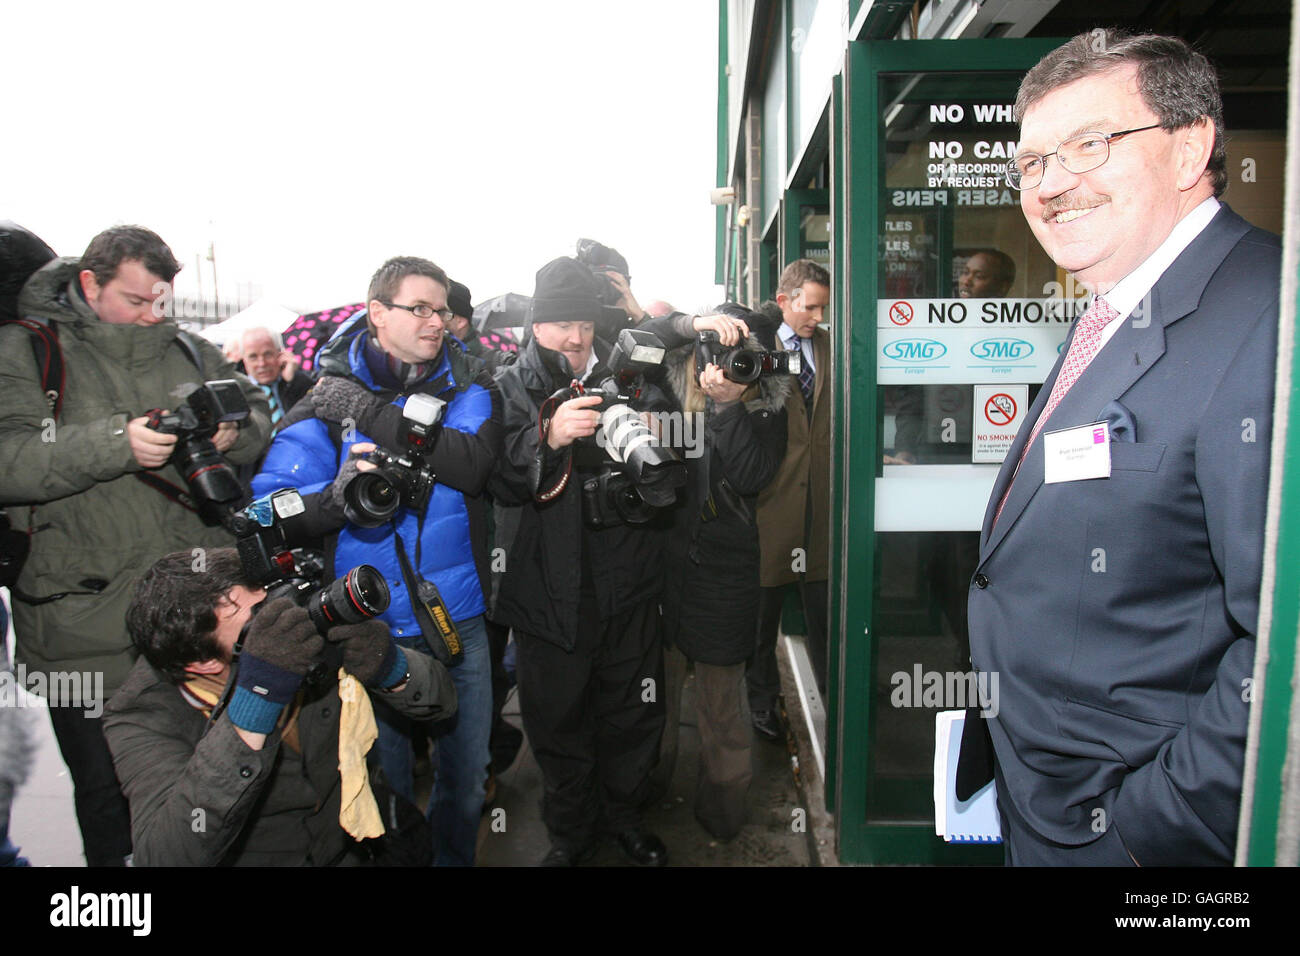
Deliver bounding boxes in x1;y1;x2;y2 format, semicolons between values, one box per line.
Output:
993;295;1119;527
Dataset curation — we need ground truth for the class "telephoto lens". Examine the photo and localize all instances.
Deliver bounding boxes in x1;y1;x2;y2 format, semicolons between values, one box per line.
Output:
305;565;390;634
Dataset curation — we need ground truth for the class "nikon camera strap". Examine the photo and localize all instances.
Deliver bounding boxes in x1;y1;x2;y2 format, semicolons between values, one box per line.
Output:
391;522;464;668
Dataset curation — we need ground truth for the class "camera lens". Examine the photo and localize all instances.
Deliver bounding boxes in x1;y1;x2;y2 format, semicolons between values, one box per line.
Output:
342;471;400;526
345;565;390;617
723;349;760;384
307;564;390;633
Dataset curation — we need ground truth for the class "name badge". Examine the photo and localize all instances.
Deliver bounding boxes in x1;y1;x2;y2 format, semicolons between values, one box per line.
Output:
1043;421;1110;484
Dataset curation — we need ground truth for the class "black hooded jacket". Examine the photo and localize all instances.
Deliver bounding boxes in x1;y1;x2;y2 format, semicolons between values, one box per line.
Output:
657;341;789;665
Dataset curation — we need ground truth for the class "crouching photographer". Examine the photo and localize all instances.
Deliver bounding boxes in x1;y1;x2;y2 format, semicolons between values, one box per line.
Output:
490;256;682;866
103;547;455;866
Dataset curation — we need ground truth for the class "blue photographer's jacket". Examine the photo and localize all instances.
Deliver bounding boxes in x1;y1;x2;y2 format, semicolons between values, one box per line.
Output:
252;325;502;640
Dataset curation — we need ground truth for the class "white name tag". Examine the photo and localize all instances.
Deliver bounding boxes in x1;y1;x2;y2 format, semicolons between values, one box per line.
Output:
1043;421;1111;484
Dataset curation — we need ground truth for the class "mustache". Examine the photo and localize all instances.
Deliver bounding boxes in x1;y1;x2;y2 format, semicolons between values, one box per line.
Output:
1040;194;1109;220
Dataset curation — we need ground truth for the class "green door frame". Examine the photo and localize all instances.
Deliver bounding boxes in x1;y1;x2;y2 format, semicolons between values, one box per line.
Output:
832;36;1061;865
781;188;830;269
1242;260;1300;865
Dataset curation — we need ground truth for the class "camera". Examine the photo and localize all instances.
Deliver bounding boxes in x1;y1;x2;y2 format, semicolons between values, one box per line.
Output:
548;328;686;525
342;393;446;527
582;469;662;529
230;489;390;637
575;237;630;308
694;331;800;385
145;380;250;523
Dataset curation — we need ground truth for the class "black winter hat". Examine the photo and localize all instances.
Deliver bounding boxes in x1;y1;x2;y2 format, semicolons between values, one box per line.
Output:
529;256;622;325
447;280;473;320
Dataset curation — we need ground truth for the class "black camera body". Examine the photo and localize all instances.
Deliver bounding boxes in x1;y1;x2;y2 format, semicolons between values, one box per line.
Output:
548;328;686;524
575;237;629;308
342;393;446;527
146;380;250;523
344;447;436;526
230;489;390;637
694;330;801;384
582;469;661;529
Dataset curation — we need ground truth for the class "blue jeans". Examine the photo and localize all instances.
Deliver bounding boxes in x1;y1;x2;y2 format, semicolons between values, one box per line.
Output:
372;615;492;867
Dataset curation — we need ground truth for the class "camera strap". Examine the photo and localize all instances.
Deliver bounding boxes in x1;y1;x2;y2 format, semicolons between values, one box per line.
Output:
391;523;462;667
534;387;577;503
134;470;199;514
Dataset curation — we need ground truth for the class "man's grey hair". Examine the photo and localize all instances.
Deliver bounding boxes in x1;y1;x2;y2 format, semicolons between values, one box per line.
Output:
1015;29;1227;197
240;326;284;351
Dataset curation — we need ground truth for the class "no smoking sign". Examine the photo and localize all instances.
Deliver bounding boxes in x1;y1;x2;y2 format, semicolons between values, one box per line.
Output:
984;392;1017;426
972;384;1028;463
889;300;913;325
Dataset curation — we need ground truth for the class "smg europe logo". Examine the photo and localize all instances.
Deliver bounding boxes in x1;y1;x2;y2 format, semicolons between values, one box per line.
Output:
970;338;1034;362
882;339;947;363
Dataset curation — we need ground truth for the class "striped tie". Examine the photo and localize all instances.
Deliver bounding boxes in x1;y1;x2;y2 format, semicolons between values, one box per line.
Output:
791;340;814;407
992;295;1119;527
262;384;283;425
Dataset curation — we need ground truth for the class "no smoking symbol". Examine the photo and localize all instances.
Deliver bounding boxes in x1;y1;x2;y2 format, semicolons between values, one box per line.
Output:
984;392;1016;426
889;301;913;325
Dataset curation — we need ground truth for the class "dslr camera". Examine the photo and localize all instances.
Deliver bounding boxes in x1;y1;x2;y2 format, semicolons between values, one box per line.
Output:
343;393;446;527
145;380;250;523
229;488;390;637
694;304;801;384
548;327;687;527
575;237;630;309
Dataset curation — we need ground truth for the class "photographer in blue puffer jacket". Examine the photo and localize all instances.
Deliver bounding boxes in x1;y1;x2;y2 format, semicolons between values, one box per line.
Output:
253;256;501;866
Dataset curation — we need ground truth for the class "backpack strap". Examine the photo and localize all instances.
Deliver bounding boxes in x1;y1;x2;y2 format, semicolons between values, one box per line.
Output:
173;329;205;371
0;318;64;418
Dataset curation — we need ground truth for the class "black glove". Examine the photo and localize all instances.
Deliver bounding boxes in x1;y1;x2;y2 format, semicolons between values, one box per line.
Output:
327;618;407;689
228;598;323;734
312;376;405;451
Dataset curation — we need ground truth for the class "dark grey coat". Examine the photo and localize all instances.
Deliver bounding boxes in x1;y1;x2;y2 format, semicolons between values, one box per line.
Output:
104;648;453;866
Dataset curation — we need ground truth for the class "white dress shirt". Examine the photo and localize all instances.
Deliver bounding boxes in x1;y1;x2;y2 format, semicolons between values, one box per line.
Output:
1096;196;1221;349
778;322;815;373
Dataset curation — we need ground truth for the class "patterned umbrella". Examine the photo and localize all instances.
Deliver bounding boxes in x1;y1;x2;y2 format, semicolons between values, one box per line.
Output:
282;303;364;372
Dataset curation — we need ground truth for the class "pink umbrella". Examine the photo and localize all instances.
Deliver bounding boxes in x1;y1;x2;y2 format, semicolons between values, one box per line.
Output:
282;303;364;372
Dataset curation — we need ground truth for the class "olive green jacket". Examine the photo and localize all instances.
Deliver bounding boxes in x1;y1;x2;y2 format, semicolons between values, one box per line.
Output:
0;258;271;695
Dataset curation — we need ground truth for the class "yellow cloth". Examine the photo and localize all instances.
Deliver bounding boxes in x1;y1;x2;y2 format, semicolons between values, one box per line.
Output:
336;669;384;839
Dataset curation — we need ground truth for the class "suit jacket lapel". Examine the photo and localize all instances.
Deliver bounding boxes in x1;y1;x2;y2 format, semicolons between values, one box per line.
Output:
980;204;1250;560
812;327;829;411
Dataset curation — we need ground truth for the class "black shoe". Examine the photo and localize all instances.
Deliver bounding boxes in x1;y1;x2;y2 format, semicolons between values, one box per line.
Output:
615;829;668;867
751;709;786;741
540;840;597;867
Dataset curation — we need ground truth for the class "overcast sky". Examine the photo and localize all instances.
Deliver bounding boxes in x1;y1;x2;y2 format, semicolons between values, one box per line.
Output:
1;1;722;316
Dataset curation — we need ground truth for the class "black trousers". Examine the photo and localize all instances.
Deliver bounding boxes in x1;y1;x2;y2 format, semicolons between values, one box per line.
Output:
47;706;132;867
515;595;665;847
747;578;828;711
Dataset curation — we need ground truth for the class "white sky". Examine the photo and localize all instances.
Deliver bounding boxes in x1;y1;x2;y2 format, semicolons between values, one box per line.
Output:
1;1;723;316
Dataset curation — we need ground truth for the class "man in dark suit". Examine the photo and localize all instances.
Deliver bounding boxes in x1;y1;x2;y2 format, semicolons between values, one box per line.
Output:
961;30;1279;865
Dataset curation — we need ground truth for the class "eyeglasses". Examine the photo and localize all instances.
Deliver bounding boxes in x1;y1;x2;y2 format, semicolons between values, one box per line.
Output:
1005;124;1162;191
380;300;453;322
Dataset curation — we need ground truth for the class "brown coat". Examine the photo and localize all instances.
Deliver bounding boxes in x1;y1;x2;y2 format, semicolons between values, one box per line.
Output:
755;324;830;586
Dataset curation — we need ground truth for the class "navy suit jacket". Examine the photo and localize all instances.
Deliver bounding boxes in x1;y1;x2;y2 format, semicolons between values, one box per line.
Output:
960;205;1280;865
